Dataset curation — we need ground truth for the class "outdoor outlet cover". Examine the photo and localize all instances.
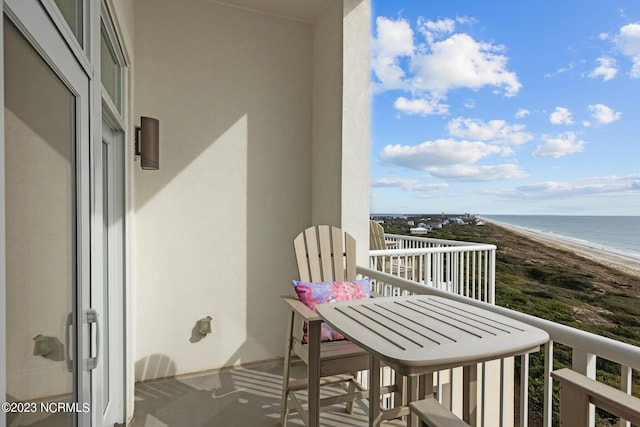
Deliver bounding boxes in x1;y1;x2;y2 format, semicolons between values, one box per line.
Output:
199;316;212;335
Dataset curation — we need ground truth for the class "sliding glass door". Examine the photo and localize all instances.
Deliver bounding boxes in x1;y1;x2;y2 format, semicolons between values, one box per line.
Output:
4;2;91;425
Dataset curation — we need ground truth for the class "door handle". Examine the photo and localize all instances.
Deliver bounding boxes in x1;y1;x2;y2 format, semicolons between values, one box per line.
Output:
87;309;99;370
65;312;73;372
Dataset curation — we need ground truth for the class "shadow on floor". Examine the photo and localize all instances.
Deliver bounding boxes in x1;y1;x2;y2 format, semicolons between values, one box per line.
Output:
130;360;375;427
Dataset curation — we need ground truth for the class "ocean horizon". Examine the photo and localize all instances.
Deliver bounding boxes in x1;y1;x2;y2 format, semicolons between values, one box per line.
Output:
482;215;640;260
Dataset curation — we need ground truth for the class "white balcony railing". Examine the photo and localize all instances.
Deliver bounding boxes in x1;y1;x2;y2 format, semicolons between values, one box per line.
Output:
370;233;496;303
357;265;640;427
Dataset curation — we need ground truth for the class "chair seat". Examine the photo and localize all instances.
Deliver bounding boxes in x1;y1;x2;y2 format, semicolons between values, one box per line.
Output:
320;339;368;359
292;338;369;377
410;398;469;427
320;340;369;377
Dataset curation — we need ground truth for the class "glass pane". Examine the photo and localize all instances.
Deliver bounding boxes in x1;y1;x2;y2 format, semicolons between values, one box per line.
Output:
101;23;121;111
54;0;83;46
4;16;75;426
102;141;110;413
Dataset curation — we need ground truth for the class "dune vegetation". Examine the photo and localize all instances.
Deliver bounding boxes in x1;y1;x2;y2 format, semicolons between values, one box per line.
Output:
424;222;640;426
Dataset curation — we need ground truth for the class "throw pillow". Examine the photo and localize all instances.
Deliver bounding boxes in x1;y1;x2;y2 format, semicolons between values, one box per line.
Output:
292;279;370;343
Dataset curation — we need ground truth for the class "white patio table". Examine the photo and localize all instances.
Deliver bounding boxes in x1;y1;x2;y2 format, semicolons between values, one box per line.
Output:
316;294;549;427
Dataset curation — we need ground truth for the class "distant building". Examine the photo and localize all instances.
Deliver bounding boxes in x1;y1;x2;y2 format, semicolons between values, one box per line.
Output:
410;226;429;235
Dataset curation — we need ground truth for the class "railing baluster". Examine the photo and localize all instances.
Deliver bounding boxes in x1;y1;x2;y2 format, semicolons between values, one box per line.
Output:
520;353;529;427
620;365;632;427
543;340;554;427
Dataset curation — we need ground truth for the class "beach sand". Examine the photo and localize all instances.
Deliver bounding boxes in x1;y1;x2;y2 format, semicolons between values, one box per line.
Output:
485;219;640;280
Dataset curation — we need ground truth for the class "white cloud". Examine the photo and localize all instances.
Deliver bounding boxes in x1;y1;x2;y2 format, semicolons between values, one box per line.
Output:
615;23;640;78
532;132;586;158
417;17;456;44
394;96;449;115
372;15;521;111
463;98;476;109
547;62;576;77
549;107;574;125
503;180;638;199
381;139;501;170
589;57;618;81
371;177;448;192
411;33;521;97
427;164;527;182
515;108;530;119
447;117;533;145
583;173;640;181
587;104;621;124
372;17;415;91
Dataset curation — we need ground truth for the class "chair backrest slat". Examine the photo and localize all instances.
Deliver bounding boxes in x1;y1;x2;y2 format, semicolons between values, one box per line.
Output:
330;226;345;281
344;231;356;280
294;225;356;283
294;231;312;282
369;220;387;250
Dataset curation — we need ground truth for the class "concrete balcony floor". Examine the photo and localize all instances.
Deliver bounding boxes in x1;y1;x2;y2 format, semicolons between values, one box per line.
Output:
131;359;405;427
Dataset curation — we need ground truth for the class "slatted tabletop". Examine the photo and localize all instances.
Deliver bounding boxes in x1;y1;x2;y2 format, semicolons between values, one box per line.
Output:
316;295;549;376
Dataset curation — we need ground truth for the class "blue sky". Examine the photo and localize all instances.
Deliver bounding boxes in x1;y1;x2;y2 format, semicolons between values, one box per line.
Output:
370;1;640;215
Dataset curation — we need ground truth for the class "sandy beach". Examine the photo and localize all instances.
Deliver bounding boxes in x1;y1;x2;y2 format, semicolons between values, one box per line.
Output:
484;219;640;279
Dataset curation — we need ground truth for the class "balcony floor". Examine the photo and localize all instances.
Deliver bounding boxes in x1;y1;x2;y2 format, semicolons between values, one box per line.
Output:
131;359;404;427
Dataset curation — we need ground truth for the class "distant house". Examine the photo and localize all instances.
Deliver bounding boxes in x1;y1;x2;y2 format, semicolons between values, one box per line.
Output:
410;226;429;235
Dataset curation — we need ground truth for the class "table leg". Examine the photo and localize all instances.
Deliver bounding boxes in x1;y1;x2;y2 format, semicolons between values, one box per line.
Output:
369;355;381;427
420;373;433;399
407;376;419;427
463;364;478;427
308;321;322;427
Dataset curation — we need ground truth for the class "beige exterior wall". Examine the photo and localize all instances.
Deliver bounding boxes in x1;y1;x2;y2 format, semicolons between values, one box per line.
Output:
341;0;371;263
311;0;342;229
311;0;370;263
132;0;370;380
133;0;314;378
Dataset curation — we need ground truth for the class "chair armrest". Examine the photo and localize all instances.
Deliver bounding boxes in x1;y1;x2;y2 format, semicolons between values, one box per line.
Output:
282;296;321;322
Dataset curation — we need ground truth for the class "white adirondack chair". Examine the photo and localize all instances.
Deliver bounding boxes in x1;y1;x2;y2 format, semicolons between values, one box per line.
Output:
280;225;369;427
369;220;414;280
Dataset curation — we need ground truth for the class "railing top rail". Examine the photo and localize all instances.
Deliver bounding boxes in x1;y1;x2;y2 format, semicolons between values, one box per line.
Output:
370;244;496;256
384;233;488;247
357;266;640;370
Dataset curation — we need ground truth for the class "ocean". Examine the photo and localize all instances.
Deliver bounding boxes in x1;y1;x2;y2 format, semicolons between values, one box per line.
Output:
483;215;640;260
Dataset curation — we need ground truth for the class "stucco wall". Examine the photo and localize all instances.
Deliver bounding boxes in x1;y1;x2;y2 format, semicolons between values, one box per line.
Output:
311;0;370;262
311;0;343;229
133;0;313;378
341;0;371;263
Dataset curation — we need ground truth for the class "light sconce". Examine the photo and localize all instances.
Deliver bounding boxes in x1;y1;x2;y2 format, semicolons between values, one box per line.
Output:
135;116;159;170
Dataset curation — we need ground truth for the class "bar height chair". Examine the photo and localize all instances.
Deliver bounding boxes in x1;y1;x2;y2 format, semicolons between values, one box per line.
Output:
280;225;370;427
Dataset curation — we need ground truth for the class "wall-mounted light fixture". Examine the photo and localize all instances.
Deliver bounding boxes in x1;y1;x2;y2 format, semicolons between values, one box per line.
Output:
135;116;159;170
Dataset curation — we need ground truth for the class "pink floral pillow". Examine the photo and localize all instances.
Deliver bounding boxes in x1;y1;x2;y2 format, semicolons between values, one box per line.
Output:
292;279;370;343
